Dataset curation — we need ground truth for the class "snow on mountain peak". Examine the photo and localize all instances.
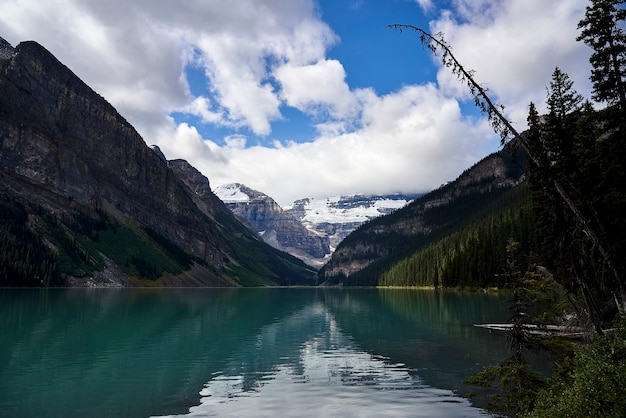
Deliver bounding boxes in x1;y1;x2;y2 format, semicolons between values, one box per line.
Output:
290;194;415;225
213;183;250;203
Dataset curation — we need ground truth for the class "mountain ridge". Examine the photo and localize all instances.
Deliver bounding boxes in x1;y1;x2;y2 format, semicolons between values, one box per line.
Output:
0;36;315;287
284;193;420;252
318;144;527;285
214;183;419;266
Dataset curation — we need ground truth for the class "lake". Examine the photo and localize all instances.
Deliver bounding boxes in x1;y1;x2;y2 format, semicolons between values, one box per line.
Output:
0;288;510;417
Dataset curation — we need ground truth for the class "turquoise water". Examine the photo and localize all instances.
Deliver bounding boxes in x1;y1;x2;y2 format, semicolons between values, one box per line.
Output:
0;288;509;417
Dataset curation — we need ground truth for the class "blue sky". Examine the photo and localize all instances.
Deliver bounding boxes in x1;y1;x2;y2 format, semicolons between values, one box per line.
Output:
177;0;465;147
174;0;441;147
1;0;593;206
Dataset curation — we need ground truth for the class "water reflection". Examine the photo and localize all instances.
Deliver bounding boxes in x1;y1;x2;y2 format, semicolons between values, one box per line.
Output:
166;301;487;417
324;289;510;394
0;288;506;418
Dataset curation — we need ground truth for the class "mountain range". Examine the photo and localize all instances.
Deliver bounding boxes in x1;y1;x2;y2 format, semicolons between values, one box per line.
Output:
214;184;419;267
214;183;330;267
284;193;420;251
0;36;315;287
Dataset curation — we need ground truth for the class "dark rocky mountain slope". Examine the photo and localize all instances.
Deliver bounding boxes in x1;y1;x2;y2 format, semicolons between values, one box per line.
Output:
0;36;315;287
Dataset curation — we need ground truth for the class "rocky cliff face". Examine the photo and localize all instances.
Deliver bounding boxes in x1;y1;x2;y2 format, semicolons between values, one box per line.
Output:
215;184;330;266
0;37;221;264
320;147;526;282
168;158;223;221
0;36;315;286
0;37;12;60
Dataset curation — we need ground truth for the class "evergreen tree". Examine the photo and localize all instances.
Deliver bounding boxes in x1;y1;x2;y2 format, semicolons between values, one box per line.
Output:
465;240;548;415
546;67;584;123
577;0;626;106
545;68;584;175
526;102;546;172
526;99;610;333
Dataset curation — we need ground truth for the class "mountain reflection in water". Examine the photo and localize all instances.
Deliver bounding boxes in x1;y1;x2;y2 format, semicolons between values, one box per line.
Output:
168;301;488;417
0;288;507;417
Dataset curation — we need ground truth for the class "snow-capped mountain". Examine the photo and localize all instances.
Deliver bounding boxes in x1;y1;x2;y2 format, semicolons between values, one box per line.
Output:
284;194;420;251
214;183;251;203
214;184;331;267
215;183;419;267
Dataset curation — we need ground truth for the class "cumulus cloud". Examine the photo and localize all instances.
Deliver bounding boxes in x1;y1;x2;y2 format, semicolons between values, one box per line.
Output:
158;122;227;165
165;84;496;206
432;0;592;127
275;59;359;119
0;0;334;136
414;0;435;13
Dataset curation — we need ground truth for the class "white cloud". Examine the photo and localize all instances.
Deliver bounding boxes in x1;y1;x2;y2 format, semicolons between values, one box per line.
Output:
183;97;224;125
414;0;435;13
432;0;591;128
159;122;227;165
275;59;359;119
179;1;337;135
167;84;496;206
0;0;335;137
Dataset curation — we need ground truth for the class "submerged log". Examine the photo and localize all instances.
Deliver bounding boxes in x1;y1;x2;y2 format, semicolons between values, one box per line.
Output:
474;323;586;339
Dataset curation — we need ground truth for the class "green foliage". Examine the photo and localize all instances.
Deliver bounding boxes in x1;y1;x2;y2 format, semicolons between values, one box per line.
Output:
466;357;545;415
547;67;585;121
378;184;539;288
44;214;105;277
466;241;578;416
224;263;275;287
144;227;195;268
526;319;626;418
224;231;315;286
1;189;314;287
0;198;62;286
31;208;197;281
392;11;626;415
88;221;187;280
528;80;626;331
577;0;626;106
323;145;530;288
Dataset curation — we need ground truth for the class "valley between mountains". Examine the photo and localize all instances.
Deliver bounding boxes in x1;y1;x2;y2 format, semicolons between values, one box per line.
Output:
214;183;419;267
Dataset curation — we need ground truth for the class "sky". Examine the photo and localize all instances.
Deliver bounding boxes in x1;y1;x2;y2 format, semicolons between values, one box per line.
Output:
0;0;593;206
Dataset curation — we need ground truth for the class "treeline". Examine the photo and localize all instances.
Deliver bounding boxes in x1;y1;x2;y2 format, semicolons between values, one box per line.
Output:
45;212;105;277
0;194;202;285
0;198;62;286
380;185;539;288
57;211;195;282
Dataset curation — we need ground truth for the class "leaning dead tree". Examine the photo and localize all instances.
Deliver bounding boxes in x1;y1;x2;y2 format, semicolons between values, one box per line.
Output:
389;24;624;332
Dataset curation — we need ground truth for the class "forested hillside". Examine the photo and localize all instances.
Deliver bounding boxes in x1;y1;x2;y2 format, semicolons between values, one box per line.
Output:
379;184;538;288
332;3;626;326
